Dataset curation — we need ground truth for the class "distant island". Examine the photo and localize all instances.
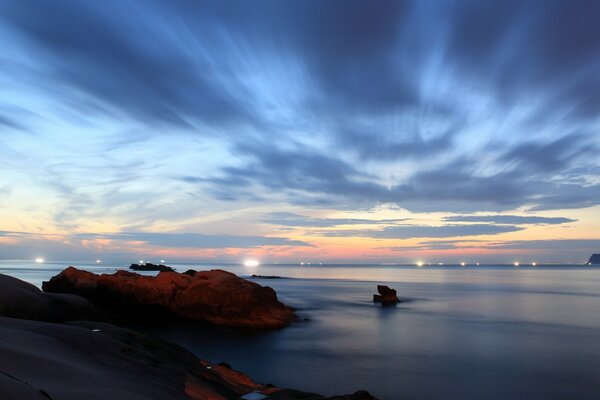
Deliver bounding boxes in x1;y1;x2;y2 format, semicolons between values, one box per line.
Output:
588;254;600;264
129;262;175;272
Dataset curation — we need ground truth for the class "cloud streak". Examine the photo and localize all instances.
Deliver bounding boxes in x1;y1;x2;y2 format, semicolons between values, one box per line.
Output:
443;215;575;225
316;224;523;239
263;212;408;227
74;232;310;249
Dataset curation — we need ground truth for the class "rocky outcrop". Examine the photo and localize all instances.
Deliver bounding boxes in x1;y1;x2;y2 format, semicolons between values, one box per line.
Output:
373;285;399;305
0;316;377;400
129;262;176;272
588;254;600;264
42;267;297;329
0;274;377;399
0;273;103;322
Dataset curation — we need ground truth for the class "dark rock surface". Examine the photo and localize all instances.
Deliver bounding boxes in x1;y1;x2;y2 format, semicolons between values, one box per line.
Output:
588;254;600;264
43;267;297;329
129;262;176;272
373;285;399;305
0;316;377;400
0;274;103;322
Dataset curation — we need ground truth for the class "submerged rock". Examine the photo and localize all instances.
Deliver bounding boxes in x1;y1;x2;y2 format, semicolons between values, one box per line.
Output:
43;267;297;329
588;254;600;265
129;262;176;272
373;285;399;305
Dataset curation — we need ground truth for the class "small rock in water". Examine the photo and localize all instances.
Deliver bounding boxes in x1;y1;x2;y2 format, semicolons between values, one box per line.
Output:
373;285;399;305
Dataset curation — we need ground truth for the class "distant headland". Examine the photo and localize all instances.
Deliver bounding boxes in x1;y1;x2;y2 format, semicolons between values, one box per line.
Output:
589;254;600;265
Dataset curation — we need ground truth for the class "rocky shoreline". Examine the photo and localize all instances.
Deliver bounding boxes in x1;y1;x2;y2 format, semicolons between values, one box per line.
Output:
0;270;377;400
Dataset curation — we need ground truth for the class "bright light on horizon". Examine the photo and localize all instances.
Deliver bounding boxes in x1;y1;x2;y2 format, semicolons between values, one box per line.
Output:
244;259;260;268
416;261;424;267
514;262;520;266
460;262;466;266
35;257;44;263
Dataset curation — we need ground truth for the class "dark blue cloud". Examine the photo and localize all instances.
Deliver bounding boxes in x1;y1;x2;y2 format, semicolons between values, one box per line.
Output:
263;212;408;227
0;113;24;131
185;134;599;212
443;0;600;119
487;239;600;251
316;224;523;239
443;215;575;225
0;0;260;128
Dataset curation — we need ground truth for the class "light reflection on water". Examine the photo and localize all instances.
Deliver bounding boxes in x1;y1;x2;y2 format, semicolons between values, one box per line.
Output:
2;261;600;399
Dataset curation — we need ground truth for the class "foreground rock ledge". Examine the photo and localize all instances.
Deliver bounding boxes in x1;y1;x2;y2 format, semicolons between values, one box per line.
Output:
42;267;297;329
0;317;377;400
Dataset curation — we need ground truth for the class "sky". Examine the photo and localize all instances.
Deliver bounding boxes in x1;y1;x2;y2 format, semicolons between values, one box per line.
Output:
0;0;599;264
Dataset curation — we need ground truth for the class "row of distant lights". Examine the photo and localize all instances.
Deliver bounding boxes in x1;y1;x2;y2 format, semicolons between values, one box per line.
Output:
33;258;547;268
416;261;535;267
35;258;169;264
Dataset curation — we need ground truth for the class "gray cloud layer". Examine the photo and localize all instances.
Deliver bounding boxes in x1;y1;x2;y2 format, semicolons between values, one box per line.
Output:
317;224;523;239
443;215;575;225
263;212;407;228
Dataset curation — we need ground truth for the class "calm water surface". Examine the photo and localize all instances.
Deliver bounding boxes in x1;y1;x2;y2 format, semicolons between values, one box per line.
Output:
2;261;600;400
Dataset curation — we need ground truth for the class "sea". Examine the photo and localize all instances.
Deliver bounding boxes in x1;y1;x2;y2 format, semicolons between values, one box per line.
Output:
2;260;600;400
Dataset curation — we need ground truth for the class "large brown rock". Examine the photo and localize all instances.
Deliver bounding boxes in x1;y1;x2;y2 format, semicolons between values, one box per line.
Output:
42;267;297;329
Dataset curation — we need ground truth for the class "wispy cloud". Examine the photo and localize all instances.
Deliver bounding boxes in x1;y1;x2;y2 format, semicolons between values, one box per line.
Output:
263;212;408;227
443;215;575;225
316;224;523;239
74;232;310;249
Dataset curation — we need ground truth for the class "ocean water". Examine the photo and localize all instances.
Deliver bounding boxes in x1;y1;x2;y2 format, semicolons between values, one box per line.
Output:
2;261;600;400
